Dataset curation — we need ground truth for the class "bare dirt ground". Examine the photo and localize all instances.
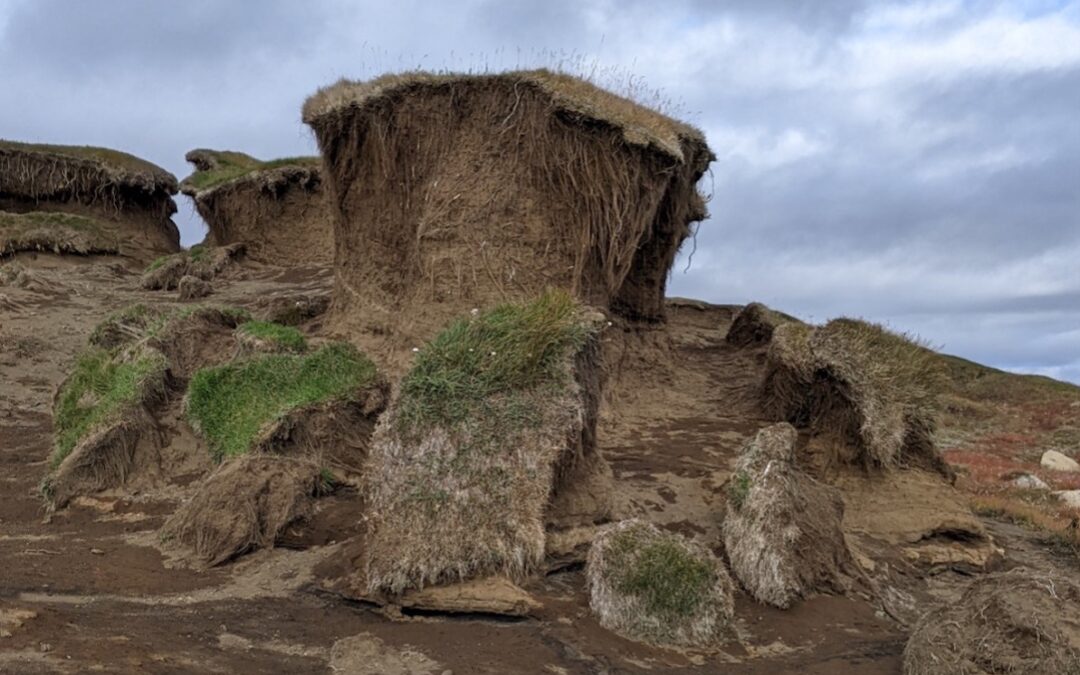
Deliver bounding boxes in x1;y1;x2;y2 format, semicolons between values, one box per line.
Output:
2;254;1077;674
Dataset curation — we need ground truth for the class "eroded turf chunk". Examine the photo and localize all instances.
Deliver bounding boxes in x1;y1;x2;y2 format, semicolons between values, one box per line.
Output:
722;423;856;609
903;567;1080;674
363;290;612;594
587;519;734;647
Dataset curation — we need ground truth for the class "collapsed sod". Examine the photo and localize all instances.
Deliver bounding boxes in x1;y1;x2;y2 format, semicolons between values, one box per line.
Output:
166;340;386;565
362;290;612;594
0;211;119;257
141;242;245;291
44;306;249;507
722;423;858;609
756;314;947;474
903;567;1080;674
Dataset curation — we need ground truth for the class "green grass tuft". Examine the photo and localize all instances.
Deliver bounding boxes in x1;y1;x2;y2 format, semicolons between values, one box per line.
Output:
605;527;717;621
728;471;752;510
397;289;589;432
52;347;167;467
185;342;376;461
237;320;307;352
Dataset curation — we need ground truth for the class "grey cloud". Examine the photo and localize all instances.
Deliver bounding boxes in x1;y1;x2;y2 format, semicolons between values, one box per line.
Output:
0;0;1076;383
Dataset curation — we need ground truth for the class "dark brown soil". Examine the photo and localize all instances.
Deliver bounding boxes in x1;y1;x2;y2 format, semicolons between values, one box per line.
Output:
1;255;1076;674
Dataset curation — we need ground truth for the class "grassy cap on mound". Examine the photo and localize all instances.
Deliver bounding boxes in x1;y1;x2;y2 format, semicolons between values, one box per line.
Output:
364;289;607;593
0;211;119;256
722;423;856;609
180;149;320;194
586;519;734;647
185;342;378;461
303;69;705;161
0;139;177;201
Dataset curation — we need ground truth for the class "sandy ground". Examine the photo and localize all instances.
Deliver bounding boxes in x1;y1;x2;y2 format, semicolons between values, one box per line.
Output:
1;252;1076;674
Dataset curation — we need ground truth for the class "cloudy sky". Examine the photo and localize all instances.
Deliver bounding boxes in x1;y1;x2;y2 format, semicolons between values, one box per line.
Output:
1;0;1077;382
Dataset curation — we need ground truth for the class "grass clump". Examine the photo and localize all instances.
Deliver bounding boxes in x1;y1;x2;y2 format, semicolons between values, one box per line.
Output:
181;150;320;192
727;471;752;510
186;342;377;461
237;320;307;352
363;290;602;593
396;288;589;432
52;347;167;467
608;532;715;619
587;520;733;646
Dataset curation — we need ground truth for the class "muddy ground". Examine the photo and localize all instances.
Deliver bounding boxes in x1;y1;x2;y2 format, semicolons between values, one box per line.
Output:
1;253;1076;674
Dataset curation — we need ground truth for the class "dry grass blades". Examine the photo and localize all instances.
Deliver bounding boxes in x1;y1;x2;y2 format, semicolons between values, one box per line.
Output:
722;423;856;609
762;318;946;473
903;567;1080;674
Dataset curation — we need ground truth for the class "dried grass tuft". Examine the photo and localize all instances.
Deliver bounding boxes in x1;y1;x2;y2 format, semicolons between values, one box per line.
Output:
722;423;856;609
761;318;946;473
587;519;734;647
161;454;326;566
903;567;1080;674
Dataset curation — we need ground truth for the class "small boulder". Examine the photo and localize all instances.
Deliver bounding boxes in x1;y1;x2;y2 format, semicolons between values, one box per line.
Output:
1055;490;1080;510
1041;450;1080;472
177;275;212;300
1009;473;1050;491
